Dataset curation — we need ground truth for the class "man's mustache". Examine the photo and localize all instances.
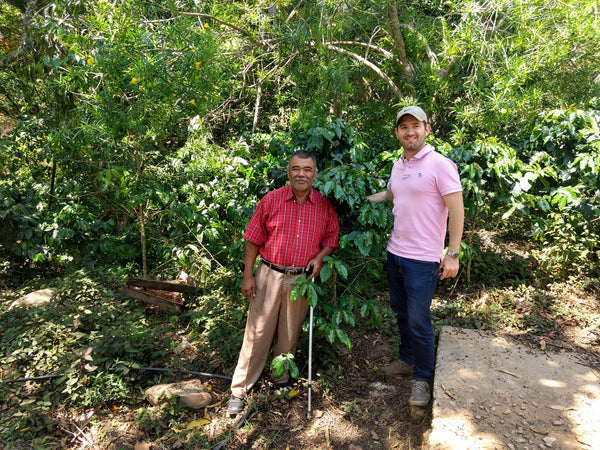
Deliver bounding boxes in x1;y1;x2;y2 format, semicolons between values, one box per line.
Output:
294;176;309;182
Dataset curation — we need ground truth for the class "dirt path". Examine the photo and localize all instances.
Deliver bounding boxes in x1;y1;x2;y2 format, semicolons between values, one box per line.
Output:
430;327;600;450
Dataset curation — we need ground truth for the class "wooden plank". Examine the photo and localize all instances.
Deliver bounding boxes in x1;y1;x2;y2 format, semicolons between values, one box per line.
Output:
120;286;182;313
125;277;197;293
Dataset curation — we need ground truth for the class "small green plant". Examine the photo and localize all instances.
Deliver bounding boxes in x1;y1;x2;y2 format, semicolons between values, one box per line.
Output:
271;353;299;380
342;399;363;418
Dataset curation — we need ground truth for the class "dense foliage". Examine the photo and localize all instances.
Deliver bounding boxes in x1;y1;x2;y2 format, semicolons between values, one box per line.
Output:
0;0;599;446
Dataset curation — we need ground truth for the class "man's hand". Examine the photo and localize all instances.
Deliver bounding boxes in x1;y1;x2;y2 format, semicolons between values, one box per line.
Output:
438;255;459;280
305;246;336;280
241;276;256;300
305;259;323;279
366;190;392;203
241;241;259;299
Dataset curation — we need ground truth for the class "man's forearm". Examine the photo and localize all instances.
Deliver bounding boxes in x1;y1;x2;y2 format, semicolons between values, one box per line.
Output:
445;192;464;253
366;190;393;203
313;246;335;262
243;241;260;278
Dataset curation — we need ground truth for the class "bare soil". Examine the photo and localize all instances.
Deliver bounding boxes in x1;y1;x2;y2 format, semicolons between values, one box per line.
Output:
57;324;431;450
74;320;600;450
221;327;431;450
47;287;600;450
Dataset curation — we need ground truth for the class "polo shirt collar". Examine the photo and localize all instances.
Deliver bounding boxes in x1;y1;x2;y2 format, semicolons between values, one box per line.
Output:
402;143;433;161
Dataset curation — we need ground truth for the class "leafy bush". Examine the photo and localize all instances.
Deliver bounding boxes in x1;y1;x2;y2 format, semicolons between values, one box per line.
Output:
509;108;600;278
0;270;173;409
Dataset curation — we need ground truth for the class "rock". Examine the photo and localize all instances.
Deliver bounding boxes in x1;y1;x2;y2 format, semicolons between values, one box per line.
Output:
174;338;193;355
134;443;151;450
10;288;57;309
145;379;213;409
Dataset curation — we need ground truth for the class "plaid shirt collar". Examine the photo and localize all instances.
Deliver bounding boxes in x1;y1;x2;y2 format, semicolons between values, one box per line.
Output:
283;184;315;203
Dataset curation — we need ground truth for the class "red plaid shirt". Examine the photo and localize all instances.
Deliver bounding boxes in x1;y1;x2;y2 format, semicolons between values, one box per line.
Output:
244;185;339;267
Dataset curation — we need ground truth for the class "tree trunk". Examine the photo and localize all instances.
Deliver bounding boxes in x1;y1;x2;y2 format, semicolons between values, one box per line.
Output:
252;83;262;133
48;159;56;209
139;204;147;279
387;1;414;83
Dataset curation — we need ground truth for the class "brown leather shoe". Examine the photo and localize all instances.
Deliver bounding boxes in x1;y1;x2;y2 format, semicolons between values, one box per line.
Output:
379;359;413;377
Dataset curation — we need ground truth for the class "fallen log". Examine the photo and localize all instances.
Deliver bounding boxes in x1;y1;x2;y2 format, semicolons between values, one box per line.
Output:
120;286;182;313
125;277;197;293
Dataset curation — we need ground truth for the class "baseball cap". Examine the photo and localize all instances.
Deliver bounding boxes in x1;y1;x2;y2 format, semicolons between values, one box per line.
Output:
395;106;428;126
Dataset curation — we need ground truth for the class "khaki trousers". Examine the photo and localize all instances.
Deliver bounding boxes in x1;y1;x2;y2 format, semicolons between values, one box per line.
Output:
230;262;309;398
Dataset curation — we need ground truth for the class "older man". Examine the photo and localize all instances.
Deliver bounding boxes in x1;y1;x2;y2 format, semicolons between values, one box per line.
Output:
227;150;339;416
367;106;464;407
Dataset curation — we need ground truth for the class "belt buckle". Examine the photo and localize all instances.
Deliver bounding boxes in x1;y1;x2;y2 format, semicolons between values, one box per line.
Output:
284;269;294;276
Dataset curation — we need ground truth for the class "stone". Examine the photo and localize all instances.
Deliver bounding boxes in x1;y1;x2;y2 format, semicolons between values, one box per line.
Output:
10;288;57;309
145;379;212;409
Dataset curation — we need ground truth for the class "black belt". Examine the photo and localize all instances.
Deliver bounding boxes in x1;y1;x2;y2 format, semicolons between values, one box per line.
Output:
262;260;306;276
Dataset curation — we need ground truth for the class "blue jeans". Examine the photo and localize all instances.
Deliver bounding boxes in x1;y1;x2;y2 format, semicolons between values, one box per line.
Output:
387;252;440;381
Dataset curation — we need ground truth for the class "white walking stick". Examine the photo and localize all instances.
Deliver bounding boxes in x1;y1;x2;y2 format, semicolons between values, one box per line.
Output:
307;299;314;419
307;265;314;419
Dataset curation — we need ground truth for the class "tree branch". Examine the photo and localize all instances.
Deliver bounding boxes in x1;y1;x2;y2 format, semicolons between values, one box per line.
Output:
326;40;403;67
398;23;438;67
0;0;37;70
323;43;402;99
180;12;260;45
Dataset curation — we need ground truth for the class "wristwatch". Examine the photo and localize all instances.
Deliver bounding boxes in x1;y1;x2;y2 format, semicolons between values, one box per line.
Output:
446;251;460;258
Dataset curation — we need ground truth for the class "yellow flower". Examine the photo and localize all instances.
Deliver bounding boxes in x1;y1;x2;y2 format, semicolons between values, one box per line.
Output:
189;99;196;105
194;62;201;69
204;23;210;29
87;57;94;65
131;77;139;84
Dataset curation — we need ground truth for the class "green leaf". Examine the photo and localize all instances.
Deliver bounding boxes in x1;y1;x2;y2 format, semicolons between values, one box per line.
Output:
325;325;335;344
360;303;370;317
290;281;305;302
342;310;355;327
271;354;287;379
334;259;349;279
306;282;319;308
335;329;351;349
332;310;342;326
320;264;332;282
288;359;299;379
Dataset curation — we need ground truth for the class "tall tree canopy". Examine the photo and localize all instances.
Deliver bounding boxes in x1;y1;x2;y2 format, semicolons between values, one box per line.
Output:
1;0;598;277
1;0;598;140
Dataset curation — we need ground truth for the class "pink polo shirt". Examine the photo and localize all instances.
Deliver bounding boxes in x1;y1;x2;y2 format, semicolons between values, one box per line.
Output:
386;144;462;262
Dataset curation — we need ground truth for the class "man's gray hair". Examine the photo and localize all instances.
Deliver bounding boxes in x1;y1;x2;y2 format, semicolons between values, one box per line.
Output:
289;150;318;173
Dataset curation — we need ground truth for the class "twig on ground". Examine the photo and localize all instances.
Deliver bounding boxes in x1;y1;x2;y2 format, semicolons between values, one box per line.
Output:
498;369;520;378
